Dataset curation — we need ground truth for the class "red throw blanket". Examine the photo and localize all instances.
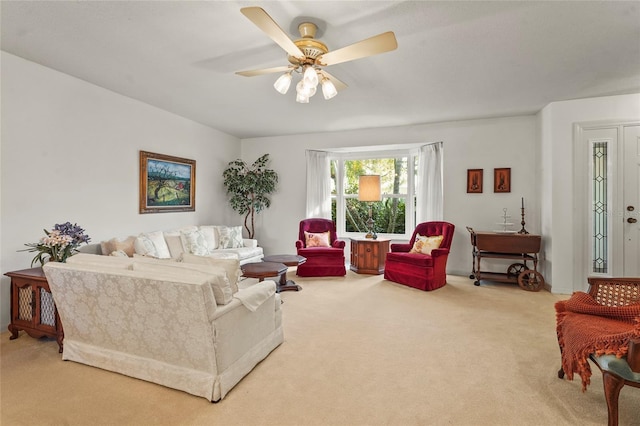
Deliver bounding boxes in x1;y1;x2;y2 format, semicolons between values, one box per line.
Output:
555;291;640;391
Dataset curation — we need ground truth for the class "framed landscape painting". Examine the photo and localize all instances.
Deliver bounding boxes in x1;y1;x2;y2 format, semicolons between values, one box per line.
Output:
139;151;196;213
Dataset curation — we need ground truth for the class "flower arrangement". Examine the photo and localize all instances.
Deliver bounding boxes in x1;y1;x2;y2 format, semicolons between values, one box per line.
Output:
22;222;91;266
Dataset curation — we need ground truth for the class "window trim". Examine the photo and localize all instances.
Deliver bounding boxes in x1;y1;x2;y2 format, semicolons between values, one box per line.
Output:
329;148;420;241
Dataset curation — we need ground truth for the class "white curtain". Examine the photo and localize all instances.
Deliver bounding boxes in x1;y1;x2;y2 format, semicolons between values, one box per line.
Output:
416;142;443;222
305;150;332;219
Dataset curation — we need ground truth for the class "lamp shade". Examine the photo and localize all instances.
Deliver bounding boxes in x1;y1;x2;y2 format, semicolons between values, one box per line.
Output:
321;78;338;100
273;72;292;94
358;175;381;202
303;65;319;88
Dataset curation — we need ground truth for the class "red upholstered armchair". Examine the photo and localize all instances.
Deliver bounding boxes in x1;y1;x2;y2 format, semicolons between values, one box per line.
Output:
295;218;346;277
383;221;455;291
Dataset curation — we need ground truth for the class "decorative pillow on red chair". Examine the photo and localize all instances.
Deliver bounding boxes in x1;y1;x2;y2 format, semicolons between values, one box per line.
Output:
304;231;331;248
409;234;443;255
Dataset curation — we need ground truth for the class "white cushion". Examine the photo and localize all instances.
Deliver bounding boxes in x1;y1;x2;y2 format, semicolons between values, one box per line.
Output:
134;230;171;259
163;226;197;259
242;239;258;248
164;235;185;259
181;252;241;294
199;226;218;250
180;228;216;256
217;226;244;249
204;252;240;260
215;247;263;262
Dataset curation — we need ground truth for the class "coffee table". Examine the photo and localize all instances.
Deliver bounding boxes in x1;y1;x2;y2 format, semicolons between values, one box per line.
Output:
261;254;307;292
241;261;288;291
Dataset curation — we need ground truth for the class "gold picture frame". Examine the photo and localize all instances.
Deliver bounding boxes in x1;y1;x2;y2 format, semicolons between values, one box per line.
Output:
139;151;196;214
467;169;483;193
494;168;511;193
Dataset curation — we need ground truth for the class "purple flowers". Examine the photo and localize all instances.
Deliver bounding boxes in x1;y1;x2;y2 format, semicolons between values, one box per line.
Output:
53;222;91;245
21;222;91;266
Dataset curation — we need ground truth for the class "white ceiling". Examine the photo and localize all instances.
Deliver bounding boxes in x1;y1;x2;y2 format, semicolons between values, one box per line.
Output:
2;1;639;139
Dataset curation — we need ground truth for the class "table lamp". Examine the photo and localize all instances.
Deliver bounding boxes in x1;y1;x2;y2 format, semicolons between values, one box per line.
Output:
358;175;381;239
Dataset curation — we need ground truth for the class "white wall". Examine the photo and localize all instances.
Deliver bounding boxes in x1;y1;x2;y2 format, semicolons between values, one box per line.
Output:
0;52;241;330
540;93;640;294
241;115;539;280
5;54;635;337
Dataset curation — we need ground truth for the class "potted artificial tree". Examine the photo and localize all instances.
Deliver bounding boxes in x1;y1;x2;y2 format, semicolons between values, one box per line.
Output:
222;154;278;239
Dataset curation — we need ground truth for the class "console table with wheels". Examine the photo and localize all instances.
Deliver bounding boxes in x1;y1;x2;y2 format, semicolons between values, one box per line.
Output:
4;267;63;352
466;227;545;291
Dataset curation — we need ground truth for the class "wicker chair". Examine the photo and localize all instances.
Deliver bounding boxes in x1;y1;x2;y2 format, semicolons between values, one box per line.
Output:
557;277;640;426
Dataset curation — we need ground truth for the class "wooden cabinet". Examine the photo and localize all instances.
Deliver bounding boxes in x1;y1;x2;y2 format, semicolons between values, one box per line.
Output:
4;267;63;352
350;239;390;275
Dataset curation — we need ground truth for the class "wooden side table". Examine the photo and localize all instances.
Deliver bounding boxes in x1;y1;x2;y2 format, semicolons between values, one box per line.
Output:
261;255;306;292
241;261;289;293
350;239;390;275
4;267;63;352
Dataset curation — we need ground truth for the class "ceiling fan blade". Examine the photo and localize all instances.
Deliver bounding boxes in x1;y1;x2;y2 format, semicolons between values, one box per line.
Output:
236;66;293;77
241;7;304;59
317;31;398;66
319;71;348;91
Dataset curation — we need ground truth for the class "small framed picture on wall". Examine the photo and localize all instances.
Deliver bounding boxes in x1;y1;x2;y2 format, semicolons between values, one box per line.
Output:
467;169;483;193
494;168;511;193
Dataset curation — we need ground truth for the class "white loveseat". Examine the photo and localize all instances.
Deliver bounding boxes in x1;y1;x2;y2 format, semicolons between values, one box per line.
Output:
43;253;283;402
85;225;263;265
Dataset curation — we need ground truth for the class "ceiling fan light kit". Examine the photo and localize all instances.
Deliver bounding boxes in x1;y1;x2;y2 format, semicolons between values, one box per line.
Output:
236;7;398;104
321;77;337;100
273;71;293;94
303;65;319;88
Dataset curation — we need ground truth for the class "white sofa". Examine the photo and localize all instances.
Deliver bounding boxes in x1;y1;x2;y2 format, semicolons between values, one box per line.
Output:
85;225;264;265
43;253;283;402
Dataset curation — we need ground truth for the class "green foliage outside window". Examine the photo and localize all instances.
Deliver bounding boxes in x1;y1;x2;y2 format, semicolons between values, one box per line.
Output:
331;157;411;235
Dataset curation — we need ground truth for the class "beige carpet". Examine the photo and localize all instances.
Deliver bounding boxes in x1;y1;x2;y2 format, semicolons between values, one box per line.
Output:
2;272;639;426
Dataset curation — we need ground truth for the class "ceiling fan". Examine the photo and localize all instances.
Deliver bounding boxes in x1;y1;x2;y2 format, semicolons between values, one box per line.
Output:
236;7;398;103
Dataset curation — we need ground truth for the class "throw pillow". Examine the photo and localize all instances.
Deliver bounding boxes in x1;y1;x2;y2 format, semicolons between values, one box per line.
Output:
163;226;198;259
100;236;136;257
199;226;218;250
100;240;113;256
164;235;185;259
305;231;331;248
409;234;444;255
180;228;216;256
217;226;244;249
181;252;241;294
133;231;171;259
109;250;129;257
